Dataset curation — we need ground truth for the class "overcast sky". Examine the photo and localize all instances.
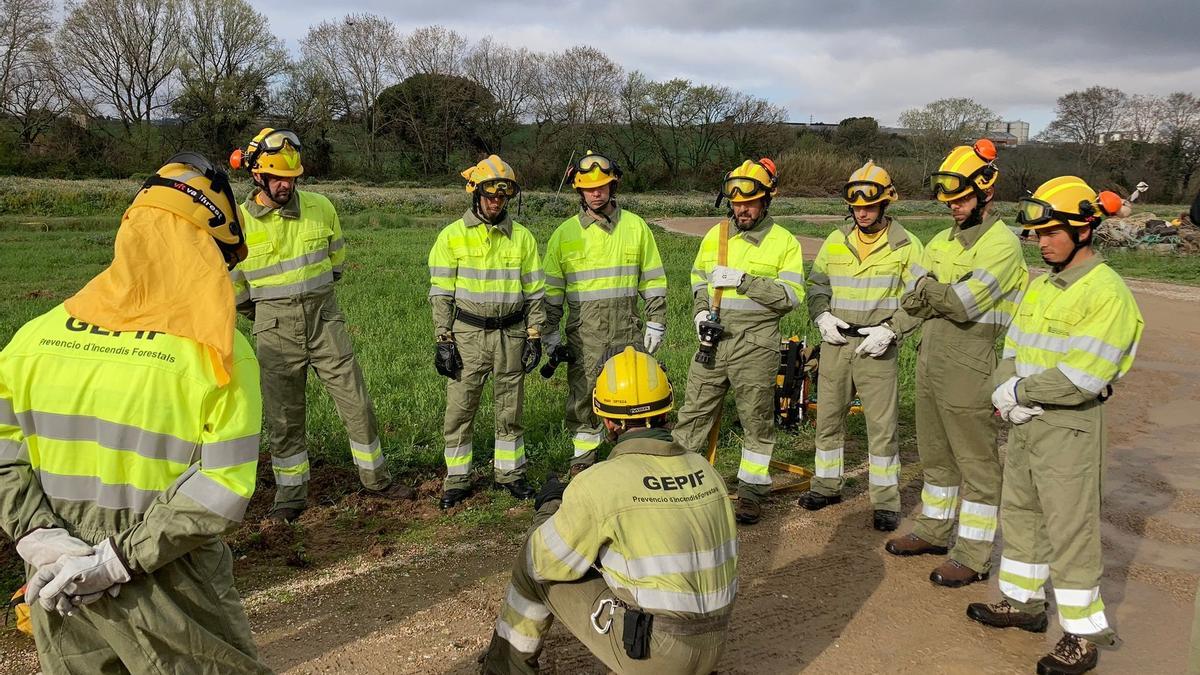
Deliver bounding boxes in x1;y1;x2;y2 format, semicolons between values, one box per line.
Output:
253;0;1200;135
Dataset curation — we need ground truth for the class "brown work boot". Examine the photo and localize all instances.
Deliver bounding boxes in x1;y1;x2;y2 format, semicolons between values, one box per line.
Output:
929;559;988;587
735;500;762;525
568;462;588;479
266;506;303;523
368;481;416;501
884;533;948;557
966;599;1049;633
1036;633;1098;675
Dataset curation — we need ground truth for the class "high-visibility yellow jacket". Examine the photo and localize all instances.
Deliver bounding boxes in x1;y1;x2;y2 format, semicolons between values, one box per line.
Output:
231;190;345;308
900;214;1028;340
807;218;925;335
498;428;736;651
0;305;261;574
543;207;667;334
427;210;545;337
997;255;1143;406
690;217;805;346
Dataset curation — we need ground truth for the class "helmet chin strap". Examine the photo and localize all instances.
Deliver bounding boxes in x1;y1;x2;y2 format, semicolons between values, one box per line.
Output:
730;196;772;231
1046;226;1090;273
578;191;617;223
852;202;889;233
254;174;287;206
472;193;508;225
960;188;990;229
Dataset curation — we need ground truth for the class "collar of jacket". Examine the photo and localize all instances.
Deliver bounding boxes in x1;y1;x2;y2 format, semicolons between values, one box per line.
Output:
836;216;911;257
951;211;1001;250
1048;253;1107;289
733;214;774;247
463;208;513;238
608;427;684;458
579;204;621;232
244;189;301;220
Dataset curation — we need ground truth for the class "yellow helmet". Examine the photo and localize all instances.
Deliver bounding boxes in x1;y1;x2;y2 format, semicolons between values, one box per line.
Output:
229;128;304;178
571;150;622;190
930;139;998;202
593;346;673;420
133;152;246;268
461;154;521;197
844;160;899;206
718;158;779;206
1016;176;1122;231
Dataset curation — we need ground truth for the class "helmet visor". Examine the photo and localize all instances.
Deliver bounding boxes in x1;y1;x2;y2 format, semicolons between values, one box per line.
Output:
478;179;519;197
930;172;969;197
721;176;767;201
844;180;887;203
260;129;302;153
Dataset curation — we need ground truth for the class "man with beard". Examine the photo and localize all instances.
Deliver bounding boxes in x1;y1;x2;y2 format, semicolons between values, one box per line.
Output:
796;161;925;532
672;158;806;525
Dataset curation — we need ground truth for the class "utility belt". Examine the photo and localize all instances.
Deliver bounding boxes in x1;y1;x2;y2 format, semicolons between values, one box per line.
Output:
454;309;524;330
590;596;729;660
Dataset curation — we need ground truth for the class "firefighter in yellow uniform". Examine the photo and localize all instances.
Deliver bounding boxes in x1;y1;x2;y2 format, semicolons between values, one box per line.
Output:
672;158;806;525
797;161;925;532
481;347;737;674
967;177;1142;675
886;139;1028;587
428;155;545;509
1;154;269;672
229;128;411;522
542;151;668;471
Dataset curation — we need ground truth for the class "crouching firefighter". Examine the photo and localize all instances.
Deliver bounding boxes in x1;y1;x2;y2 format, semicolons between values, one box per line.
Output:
429;155;546;509
797;161;925;532
481;347;737;675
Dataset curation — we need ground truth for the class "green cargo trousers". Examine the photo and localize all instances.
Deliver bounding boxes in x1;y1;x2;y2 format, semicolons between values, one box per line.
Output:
911;329;1002;574
672;333;778;504
253;289;391;510
31;539;269;674
443;323;528;491
563;316;640;470
481;571;727;675
997;402;1116;645
811;337;902;512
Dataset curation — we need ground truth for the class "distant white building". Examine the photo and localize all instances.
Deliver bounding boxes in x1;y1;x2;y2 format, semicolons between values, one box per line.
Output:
985;120;1030;145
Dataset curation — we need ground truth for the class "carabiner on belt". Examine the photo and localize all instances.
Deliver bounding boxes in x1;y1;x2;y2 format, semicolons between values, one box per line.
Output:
590;597;615;634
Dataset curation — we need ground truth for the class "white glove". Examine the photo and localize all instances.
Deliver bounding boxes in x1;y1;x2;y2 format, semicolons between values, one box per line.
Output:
643;322;665;354
815;311;850;345
26;561;117;616
542;330;561;351
855;324;896;358
1008;404;1045;425
38;539;131;610
694;311;709;339
710;266;745;289
16;527;94;568
991;376;1022;420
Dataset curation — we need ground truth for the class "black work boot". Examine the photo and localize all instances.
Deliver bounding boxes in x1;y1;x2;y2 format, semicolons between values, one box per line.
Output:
735;500;762;525
440;487;472;510
1036;633;1098;675
501;478;536;500
884;533;948;556
930;559;989;588
797;490;842;511
966;599;1049;633
367;482;416;501
266;506;303;523
872;510;900;532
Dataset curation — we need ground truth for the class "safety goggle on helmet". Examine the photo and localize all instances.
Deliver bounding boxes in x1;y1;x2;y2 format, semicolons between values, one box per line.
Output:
844;181;890;204
476;179;521;198
228;128;304;177
715;158;779;207
1016;191;1123;229
570;151;622;189
930;139;998;201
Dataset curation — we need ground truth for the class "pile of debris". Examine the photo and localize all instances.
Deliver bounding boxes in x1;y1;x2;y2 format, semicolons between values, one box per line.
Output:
1094;211;1200;254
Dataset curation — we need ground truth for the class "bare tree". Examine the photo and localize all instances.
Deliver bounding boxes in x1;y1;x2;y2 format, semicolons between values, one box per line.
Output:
56;0;183;133
5;44;66;147
1159;92;1200;197
603;70;656;177
1042;86;1128;169
1124;93;1166;142
0;0;53;107
899;97;996;173
463;37;539;151
396;25;468;78
723;92;788;166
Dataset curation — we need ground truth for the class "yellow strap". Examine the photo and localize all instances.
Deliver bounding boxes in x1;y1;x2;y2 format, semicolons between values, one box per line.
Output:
711;219;730;314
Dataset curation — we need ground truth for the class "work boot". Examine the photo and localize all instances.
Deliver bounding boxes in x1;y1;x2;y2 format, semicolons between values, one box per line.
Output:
440;487;472;510
1036;634;1098;675
735;500;762;525
797;490;842;511
873;510;900;532
884;533;948;557
500;478;536;500
367;481;416;501
266;506;303;523
930;559;989;588
966;599;1049;633
568;462;588;479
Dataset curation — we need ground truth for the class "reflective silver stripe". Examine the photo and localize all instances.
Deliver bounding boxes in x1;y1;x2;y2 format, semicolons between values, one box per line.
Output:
566;287;638;302
830;297;899;312
545;274;565;289
350;438;385;471
640;287;667;299
868;453;900;487
953;268;1002;320
495;438;523;451
691;281;709;292
495;619;542;653
1058;364;1108;394
1015;362;1047;377
38;470;160;513
505;584;550;620
564;265;639;283
249;270;335;300
642;267;666;281
521;270;545;285
690;267;706;281
16;409;197;465
272;452;308;469
721;297;768;312
0;399;16;427
234;289;250;304
808;283;832;296
545;294;564;307
910;264;931;278
242;249;330;281
1008;328;1128;366
0;439;22;460
445;443;472;458
178;469;251;521
976;309;1014;326
779;271;805;285
600;539;737;579
778;282;798;308
828;275;893;289
535;517;592;575
526;289;546;301
1002;346;1017;359
202;435;259;469
1069;336;1128;365
429;266;456;277
429;287;454;297
603;572;738;613
455;288;524;303
457;267;521;281
329;238;345;253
